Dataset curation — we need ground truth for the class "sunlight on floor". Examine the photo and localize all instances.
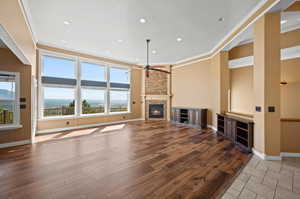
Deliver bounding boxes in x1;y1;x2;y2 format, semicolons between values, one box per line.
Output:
35;124;127;143
100;124;125;133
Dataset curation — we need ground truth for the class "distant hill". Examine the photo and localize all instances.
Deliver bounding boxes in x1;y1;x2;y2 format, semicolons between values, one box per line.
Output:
0;89;14;99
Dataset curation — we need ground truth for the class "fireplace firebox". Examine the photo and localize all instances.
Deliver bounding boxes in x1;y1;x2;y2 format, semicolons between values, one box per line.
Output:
149;104;164;119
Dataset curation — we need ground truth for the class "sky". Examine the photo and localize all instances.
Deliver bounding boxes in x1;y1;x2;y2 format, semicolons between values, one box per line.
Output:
43;56;129;101
0;80;15;100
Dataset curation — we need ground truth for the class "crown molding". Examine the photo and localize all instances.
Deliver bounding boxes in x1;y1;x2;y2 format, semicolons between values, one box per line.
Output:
174;0;280;69
0;25;31;65
19;0;38;43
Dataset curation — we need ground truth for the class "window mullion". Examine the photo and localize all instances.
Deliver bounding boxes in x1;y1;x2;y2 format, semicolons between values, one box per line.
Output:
77;57;81;116
106;66;110;114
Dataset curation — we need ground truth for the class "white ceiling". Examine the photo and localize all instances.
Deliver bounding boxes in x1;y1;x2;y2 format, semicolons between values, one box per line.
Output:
26;0;264;64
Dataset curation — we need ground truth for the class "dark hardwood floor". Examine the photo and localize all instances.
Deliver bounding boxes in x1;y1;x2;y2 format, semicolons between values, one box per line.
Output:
0;121;251;199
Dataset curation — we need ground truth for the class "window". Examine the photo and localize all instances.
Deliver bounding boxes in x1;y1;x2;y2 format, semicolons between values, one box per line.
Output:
81;89;105;114
41;54;77;118
110;68;129;83
43;87;75;117
39;52;131;119
0;71;20;127
110;90;129;113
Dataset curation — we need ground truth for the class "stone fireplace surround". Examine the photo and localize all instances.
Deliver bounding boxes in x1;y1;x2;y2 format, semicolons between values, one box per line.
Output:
141;67;171;121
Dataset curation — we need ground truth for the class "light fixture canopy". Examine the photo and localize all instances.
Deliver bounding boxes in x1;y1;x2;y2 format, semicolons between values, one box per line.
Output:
177;37;182;42
139;18;146;24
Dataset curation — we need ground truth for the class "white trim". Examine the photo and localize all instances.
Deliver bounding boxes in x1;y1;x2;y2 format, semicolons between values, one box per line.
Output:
281;152;300;158
0;139;31;149
19;0;38;43
229;45;300;69
0;124;23;131
174;0;280;69
0;25;31;65
36;118;144;134
208;125;217;131
253;148;282;160
229;56;254;69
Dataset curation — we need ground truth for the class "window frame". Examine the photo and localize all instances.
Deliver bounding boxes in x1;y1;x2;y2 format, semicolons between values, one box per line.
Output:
39;51;78;120
0;71;21;129
38;50;132;121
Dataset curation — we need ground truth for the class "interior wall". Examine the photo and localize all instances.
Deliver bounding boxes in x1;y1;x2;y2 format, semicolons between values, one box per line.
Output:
171;60;214;126
0;48;32;144
0;0;36;68
230;66;254;114
37;46;143;131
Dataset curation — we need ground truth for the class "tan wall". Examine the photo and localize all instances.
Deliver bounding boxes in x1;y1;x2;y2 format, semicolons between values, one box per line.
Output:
0;48;32;144
230;66;254;114
281;121;300;153
229;29;300;60
171;60;214;125
0;0;36;68
37;46;142;131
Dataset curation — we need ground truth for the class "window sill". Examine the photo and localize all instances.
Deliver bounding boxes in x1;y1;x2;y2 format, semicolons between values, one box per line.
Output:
0;124;23;131
39;112;132;121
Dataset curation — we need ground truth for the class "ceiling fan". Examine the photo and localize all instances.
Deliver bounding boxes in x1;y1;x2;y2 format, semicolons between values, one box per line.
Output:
144;39;171;78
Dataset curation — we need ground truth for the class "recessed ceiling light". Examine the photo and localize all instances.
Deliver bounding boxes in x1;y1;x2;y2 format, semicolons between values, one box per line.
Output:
117;39;123;43
152;50;157;54
63;20;71;25
177;37;183;42
139;18;146;24
281;20;287;24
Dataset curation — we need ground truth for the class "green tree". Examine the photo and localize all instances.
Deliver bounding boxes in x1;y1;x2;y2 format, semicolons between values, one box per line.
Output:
69;100;75;107
82;100;91;108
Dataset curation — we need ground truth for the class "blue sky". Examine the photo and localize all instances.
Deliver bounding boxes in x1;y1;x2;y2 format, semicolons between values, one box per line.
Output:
0;81;15;100
43;56;129;101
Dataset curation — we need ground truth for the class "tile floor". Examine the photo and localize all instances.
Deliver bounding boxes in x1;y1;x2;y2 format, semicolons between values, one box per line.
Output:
222;156;300;199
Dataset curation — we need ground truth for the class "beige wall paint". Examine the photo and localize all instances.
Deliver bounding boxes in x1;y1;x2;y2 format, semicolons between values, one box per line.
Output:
230;66;254;115
281;121;300;153
0;48;32;144
253;13;281;156
0;0;36;68
172;60;214;125
281;58;300;119
172;52;229;127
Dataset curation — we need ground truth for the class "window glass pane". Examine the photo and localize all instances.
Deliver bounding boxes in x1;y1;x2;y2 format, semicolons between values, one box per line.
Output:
110;90;129;112
110;68;129;83
0;102;14;125
43;56;75;79
81;63;105;81
0;75;16;100
81;89;105;114
43;87;75;117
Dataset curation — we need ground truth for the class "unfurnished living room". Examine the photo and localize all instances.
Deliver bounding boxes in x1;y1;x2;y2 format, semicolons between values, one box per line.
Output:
1;0;300;198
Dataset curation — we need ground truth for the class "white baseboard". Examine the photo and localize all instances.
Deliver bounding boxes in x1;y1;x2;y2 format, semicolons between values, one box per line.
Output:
253;148;282;161
37;118;144;134
208;125;217;131
0;139;31;149
281;152;300;157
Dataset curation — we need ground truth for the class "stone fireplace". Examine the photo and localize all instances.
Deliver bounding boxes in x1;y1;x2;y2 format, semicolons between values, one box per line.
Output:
141;66;172;120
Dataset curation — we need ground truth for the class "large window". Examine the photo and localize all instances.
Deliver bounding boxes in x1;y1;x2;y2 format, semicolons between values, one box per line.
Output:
41;55;77;118
39;52;131;119
0;71;20;127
